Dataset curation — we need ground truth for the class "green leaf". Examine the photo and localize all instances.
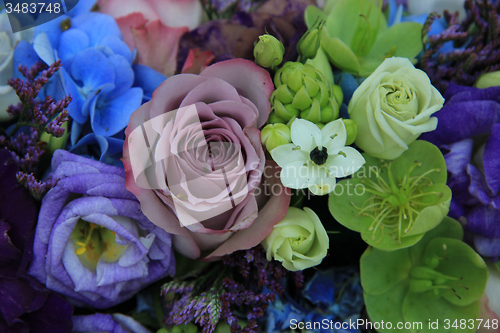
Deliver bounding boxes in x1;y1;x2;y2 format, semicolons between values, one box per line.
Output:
408;217;464;266
364;282;410;333
425;237;488;306
359;22;423;76
360;246;412;295
403;291;481;333
321;34;361;74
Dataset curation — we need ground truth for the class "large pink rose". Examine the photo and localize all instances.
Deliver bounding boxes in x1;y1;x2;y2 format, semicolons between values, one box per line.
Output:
122;59;291;259
98;0;203;76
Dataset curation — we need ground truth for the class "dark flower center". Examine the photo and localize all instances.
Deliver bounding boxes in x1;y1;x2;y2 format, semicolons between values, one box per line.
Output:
310;146;328;165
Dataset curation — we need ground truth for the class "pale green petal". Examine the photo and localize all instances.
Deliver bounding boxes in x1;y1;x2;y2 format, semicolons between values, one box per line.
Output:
326;146;365;178
280;161;316;189
270;143;309;168
291;118;323;151
308;166;337;195
321;118;347;151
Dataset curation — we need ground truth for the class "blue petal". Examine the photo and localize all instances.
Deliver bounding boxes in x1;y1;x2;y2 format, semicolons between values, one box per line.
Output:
33;33;56;66
466;204;500;238
483;124;500;195
107;54;134;98
100;35;132;63
303;269;335;306
72;12;121;46
70;48;115;92
421;90;500;146
91;87;143;137
133;64;167;102
57;29;90;64
33;15;69;49
62;68;87;124
71;121;84;146
448;199;466;220
66;0;97;17
467;164;494;205
70;133;124;166
336;72;363;106
13;41;40;79
474;235;500;258
442;139;476;205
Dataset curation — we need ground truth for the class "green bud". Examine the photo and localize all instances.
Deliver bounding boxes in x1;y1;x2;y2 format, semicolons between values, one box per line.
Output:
40;122;70;156
332;83;343;106
475;71;500;89
253;34;285;69
342;119;357;145
297;19;324;61
271;61;340;125
261;123;291;152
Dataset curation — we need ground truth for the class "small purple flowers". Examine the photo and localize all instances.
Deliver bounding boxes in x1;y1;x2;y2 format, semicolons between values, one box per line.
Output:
28;150;175;308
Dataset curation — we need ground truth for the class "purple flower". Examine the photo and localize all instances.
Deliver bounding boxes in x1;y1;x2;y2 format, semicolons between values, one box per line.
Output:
28;150;175;308
0;149;73;333
72;313;151;333
421;84;500;260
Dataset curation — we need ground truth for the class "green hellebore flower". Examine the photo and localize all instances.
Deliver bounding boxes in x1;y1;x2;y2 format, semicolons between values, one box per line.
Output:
269;61;341;125
328;140;451;250
361;217;489;333
261;123;291;152
305;0;423;77
253;34;285;69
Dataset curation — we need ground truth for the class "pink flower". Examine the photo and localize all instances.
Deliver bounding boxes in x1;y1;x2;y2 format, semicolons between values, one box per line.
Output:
122;59;291;259
97;0;203;76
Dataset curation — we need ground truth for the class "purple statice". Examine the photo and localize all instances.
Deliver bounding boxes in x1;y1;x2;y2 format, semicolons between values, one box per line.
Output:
163;246;303;333
0;149;74;333
72;313;151;333
421;0;500;92
0;61;71;199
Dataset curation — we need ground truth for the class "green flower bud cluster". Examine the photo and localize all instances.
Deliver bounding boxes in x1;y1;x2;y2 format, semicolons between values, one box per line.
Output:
253;34;285;69
270;61;342;125
261;123;291;152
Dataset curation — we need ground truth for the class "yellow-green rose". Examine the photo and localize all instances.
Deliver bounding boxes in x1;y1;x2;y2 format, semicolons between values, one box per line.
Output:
349;57;444;160
261;207;328;271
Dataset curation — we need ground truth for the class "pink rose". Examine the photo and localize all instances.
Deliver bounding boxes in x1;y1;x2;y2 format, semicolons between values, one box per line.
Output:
98;0;203;76
122;59;291;259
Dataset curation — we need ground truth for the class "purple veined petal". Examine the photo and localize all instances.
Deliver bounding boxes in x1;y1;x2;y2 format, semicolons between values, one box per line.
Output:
467;164;494;205
483;123;500;195
445;84;500;105
443;139;477;205
466;204;500;238
448;199;467;221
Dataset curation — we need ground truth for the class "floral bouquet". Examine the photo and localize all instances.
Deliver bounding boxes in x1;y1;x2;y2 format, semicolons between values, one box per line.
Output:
2;0;500;332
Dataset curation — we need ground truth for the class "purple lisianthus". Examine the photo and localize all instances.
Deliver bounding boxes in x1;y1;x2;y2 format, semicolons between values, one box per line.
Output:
0;149;73;333
72;313;151;333
421;84;500;260
28;150;175;308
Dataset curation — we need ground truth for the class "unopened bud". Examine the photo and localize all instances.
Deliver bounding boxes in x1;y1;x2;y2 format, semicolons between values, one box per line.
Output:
40;122;69;156
261;123;291;152
342;119;357;145
297;19;324;61
253;34;284;69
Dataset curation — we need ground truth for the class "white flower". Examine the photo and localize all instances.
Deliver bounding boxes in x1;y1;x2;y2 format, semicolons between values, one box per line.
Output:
0;12;33;121
270;118;365;195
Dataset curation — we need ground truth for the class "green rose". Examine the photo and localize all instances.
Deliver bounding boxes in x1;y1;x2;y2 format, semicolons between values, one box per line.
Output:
361;217;489;333
349;57;444;160
261;207;329;271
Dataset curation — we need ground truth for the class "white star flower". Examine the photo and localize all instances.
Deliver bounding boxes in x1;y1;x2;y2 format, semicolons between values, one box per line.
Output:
270;118;366;195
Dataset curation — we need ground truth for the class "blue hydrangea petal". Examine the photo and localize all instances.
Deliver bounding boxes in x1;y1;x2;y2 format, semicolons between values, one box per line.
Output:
107;54;134;98
303;269;335;306
474;235;500;258
133;64;167;103
62;69;87;124
66;0;98;17
33;33;56;66
58;29;90;64
100;36;132;63
70;49;116;93
13;41;40;79
90;87;143;137
72;13;121;46
33;15;69;49
69;133;124;166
